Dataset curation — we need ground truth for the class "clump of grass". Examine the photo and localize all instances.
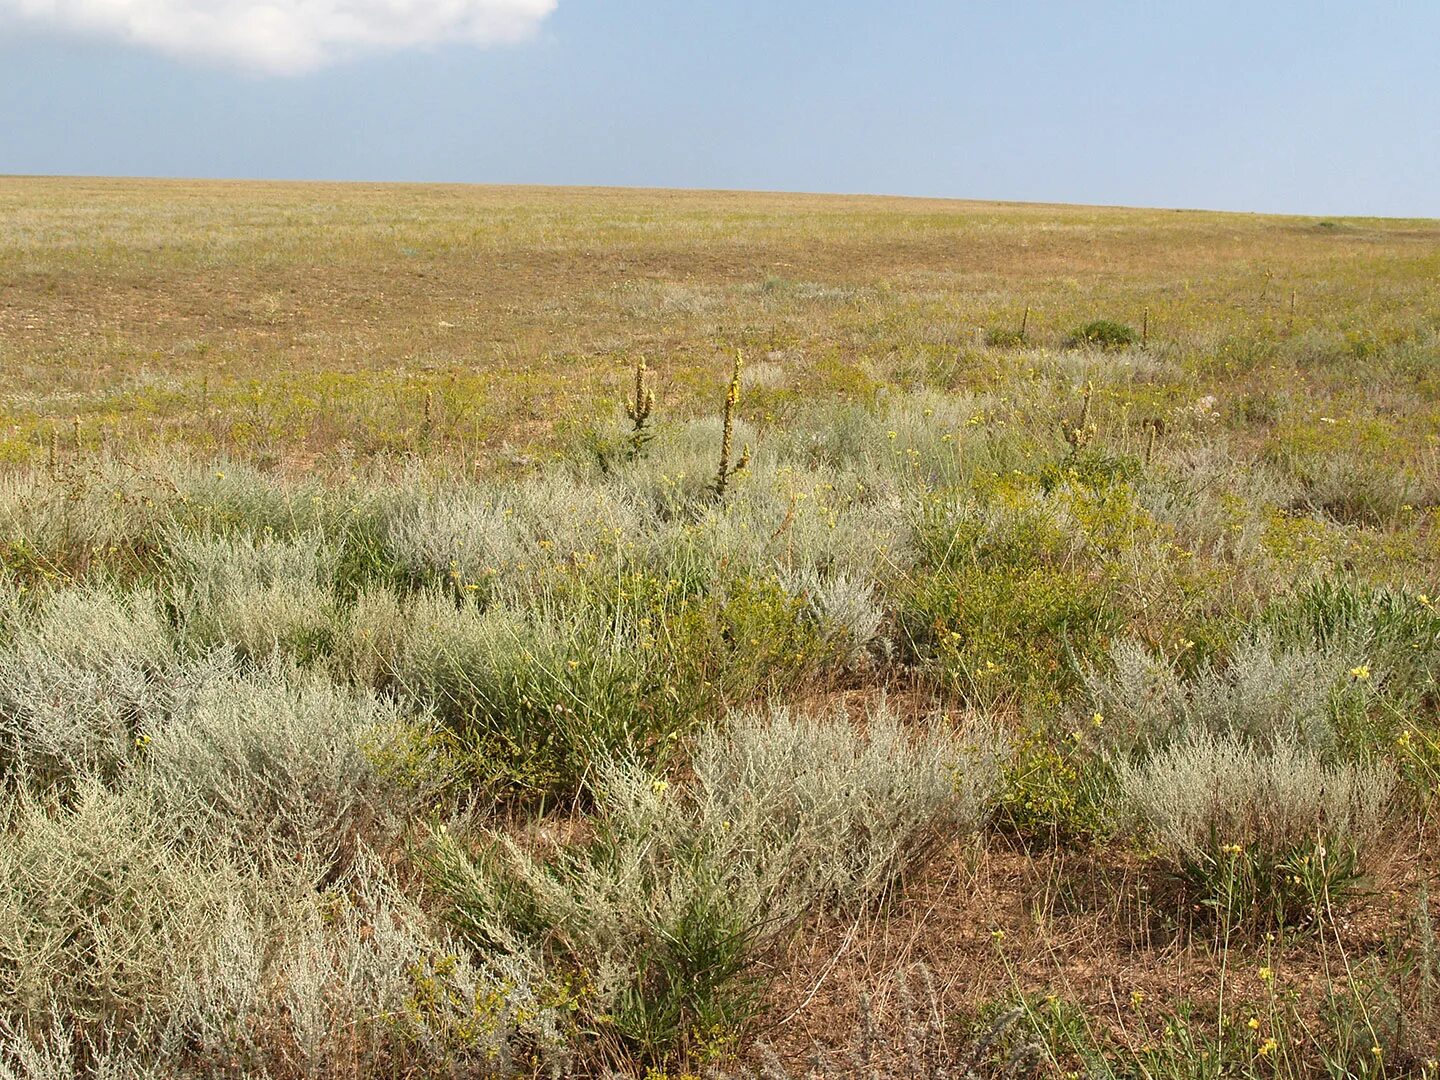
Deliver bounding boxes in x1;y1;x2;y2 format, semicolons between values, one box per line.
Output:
392;591;700;800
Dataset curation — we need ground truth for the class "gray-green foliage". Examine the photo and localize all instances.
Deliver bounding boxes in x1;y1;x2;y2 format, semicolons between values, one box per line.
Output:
141;662;408;865
0;587;175;788
1086;634;1354;757
1113;727;1394;864
167;529;340;660
424;702;1004;1061
0;782;241;1038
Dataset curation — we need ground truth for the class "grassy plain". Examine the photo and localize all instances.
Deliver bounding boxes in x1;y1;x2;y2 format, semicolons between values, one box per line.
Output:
1;177;1439;1078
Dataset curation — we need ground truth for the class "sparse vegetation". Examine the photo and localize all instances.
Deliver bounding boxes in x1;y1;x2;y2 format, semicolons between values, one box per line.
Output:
1;178;1438;1076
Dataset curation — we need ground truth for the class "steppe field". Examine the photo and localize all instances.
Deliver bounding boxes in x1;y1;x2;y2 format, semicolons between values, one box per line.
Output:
2;175;1440;1078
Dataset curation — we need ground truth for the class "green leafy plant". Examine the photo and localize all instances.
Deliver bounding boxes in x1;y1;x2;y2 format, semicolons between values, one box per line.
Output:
1064;320;1138;351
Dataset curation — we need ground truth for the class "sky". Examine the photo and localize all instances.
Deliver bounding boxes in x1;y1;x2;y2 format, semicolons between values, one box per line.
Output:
2;1;1438;217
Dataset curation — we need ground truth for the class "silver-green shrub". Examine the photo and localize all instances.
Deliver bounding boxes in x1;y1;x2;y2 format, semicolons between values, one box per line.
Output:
1114;727;1393;865
0;782;241;1038
0;587;175;789
1086;634;1352;756
167;529;340;660
424;701;1005;1062
141;663;408;866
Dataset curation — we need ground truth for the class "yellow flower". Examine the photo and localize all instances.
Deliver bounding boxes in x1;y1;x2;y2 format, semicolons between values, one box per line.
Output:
1247;1017;1260;1030
651;779;669;795
1258;1038;1277;1057
1130;989;1146;1008
1222;842;1243;857
1091;711;1104;728
1350;664;1371;681
1258;965;1274;982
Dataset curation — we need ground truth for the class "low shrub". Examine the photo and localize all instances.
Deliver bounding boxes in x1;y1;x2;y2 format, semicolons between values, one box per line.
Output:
423;702;1004;1069
1083;634;1355;757
0;586;175;791
167;529;341;663
141;662;411;867
1114;728;1394;928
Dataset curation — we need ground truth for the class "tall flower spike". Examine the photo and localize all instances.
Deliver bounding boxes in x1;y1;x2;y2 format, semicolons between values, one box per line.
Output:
624;356;656;458
712;351;750;500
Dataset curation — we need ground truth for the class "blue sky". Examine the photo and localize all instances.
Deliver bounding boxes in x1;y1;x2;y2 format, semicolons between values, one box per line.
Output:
2;1;1437;216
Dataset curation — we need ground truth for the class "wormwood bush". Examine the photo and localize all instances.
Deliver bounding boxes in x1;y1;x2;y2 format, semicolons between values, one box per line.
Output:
423;703;1004;1069
0;586;175;790
167;528;340;662
778;567;887;669
1084;634;1356;757
1114;728;1395;928
1289;448;1440;526
0;826;562;1078
387;474;654;593
0;782;242;1042
0;464;175;581
166;851;569;1079
142;662;412;867
1135;444;1303;564
687;703;1005;905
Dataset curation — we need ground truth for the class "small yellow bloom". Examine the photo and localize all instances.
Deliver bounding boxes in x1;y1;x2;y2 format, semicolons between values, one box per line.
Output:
1130;989;1146;1008
651;779;669;795
1258;1038;1277;1057
1258;965;1274;982
1247;1017;1260;1030
1091;711;1104;728
1350;664;1371;681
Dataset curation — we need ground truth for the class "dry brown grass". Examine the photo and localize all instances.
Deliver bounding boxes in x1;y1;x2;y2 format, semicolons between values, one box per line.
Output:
3;176;1437;468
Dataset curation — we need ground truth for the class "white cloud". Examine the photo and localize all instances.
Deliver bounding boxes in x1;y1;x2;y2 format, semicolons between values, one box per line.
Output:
2;0;557;73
